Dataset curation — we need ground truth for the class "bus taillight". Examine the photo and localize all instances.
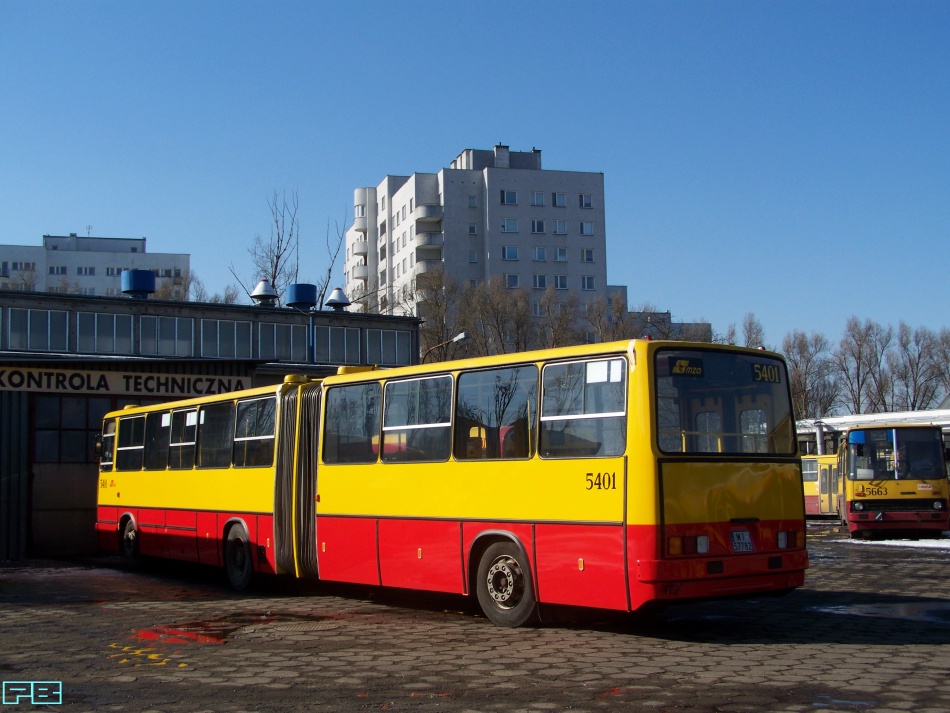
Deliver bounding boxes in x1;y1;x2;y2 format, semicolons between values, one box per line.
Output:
668;535;709;556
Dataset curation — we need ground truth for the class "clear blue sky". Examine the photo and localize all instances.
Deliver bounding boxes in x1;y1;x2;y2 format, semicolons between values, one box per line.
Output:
3;1;947;346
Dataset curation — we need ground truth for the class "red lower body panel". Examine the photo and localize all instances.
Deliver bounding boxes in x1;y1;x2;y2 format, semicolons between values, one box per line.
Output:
846;510;949;534
95;507;275;573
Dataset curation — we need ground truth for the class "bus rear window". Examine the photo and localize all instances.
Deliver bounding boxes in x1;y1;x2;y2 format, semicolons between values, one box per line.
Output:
655;349;795;455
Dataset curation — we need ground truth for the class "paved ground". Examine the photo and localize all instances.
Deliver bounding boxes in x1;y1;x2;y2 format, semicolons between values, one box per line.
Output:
2;522;950;712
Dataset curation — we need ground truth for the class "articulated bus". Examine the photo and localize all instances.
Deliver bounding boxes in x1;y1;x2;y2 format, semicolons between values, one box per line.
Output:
833;424;949;538
801;454;839;517
96;339;807;626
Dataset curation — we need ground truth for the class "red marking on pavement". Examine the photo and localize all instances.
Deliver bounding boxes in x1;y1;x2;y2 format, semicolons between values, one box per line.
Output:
132;627;225;645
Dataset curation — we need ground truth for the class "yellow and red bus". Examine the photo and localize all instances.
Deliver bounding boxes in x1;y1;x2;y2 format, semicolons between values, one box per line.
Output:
96;339;807;626
834;424;948;538
801;454;839;517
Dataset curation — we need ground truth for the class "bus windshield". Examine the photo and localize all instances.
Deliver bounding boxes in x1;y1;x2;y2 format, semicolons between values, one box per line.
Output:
847;427;944;481
655;348;795;455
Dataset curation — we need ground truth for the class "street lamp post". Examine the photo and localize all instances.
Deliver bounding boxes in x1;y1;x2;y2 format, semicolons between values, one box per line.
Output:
421;331;468;363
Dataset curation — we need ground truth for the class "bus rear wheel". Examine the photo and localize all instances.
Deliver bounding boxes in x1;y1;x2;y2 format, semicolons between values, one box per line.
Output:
120;520;140;567
225;525;253;591
476;542;538;627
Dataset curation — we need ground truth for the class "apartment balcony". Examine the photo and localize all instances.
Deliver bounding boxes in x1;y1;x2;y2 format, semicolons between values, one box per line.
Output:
414;258;444;274
352;264;369;281
415;204;443;223
352;215;367;232
417;232;444;247
352;240;369;257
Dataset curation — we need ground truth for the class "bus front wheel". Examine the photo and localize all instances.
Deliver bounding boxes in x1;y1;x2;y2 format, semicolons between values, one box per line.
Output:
476;542;538;627
225;525;253;591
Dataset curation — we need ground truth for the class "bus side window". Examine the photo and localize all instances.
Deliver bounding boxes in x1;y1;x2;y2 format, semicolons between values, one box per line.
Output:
99;419;116;471
116;415;146;471
197;402;235;468
233;396;276;467
144;411;171;470
382;375;452;463
323;383;381;464
454;365;538;461
539;358;626;458
169;409;197;469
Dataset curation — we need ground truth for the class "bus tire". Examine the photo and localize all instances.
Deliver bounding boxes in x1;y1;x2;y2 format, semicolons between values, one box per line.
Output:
120;519;140;567
476;542;538;627
225;525;253;591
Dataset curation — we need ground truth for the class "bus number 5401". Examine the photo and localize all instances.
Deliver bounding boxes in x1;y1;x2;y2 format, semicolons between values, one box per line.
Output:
586;472;617;490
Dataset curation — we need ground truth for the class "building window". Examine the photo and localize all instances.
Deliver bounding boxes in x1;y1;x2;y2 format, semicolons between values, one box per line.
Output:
48;266;66;276
78;312;133;354
533;274;547;289
35;394;112;465
505;274;519;289
501;218;518;233
554;275;568;290
581;248;595;262
501;246;519;261
553;220;567;235
314;326;361;365
580;222;594;236
469;223;477;235
11;262;36;271
553;192;566;207
532;247;546;261
355;204;366;218
366;329;412;366
580;193;593;208
531;220;545;234
532;301;542;317
468;195;477;207
582;275;595;290
531;191;544;207
77;266;95;276
402;206;407;220
500;190;517;205
555;247;568;262
259;322;308;362
201;319;252;358
140;316;193;357
469;250;478;263
8;308;68;351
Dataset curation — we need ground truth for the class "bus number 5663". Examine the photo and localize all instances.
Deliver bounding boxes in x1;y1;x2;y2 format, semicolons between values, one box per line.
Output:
586;472;616;490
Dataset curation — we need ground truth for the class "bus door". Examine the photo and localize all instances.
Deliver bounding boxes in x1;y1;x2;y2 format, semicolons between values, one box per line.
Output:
819;463;835;515
293;384;321;579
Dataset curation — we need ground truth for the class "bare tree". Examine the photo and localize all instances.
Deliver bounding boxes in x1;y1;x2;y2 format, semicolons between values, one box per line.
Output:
742;313;766;348
888;322;941;411
230;191;301;305
864;321;895;412
13;265;38;291
782;330;838;419
191;273;240;304
585;292;629;343
462;277;532;356
934;328;950;403
408;269;469;362
833;317;878;414
536;288;583;348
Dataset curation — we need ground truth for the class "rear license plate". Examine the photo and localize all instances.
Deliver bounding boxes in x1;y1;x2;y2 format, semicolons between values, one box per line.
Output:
730;530;754;552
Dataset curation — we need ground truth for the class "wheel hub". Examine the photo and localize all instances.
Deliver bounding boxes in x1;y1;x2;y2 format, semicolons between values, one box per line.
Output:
486;557;522;608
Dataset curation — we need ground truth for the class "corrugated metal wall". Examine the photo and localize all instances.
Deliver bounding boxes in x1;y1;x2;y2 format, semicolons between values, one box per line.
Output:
0;391;28;560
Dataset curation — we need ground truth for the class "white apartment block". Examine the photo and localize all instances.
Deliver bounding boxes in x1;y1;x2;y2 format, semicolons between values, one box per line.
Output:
0;234;190;298
344;145;608;318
